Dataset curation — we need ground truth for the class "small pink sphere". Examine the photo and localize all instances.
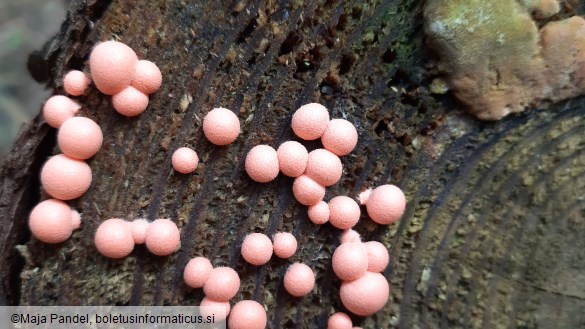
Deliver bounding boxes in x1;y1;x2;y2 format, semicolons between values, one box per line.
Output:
89;40;138;95
95;218;135;259
292;175;326;206
130;218;150;244
202;107;240;145
184;256;213;288
228;300;266;329
327;312;352;329
272;232;297;259
364;241;389;273
328;196;361;230
340;271;389;316
305;149;343;187
43;95;81;128
321;119;358;156
291;103;330;140
112;86;149;117
284;262;315;297
172;147;199;174
339;229;361;244
63;70;91;96
131;60;162;95
70;210;81;230
365;185;406;225
203;267;240;301
276;141;308;177
58;117;103;160
307;201;330;224
145;218;180;256
332;242;368;281
245;145;279;183
40;154;92;200
200;297;230;321
28;199;74;244
241;233;273;265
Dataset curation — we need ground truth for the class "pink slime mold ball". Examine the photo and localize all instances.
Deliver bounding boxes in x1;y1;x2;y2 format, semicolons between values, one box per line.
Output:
305;149;343;187
94;218;135;259
200;297;230;321
89;40;138;95
184;256;213;288
327;312;352;329
241;233;273;265
339;229;361;244
340;271;389;316
63;70;91;96
332;242;368;281
245;145;280;183
307;200;330;225
321;119;358;156
28;199;75;244
328;196;361;230
58;117;103;160
365;184;406;225
130;218;150;244
40;154;92;200
276;141;308;177
131;60;162;95
291;103;330;140
202;107;240;145
272;232;297;259
172;147;199;174
292;175;326;206
145;218;181;256
364;241;389;273
42;95;80;128
112;86;149;117
228;300;267;329
284;262;315;297
203;267;240;301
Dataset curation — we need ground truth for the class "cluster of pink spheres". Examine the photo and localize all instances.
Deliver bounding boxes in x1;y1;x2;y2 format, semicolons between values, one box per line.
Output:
30;40;162;247
29;37;409;328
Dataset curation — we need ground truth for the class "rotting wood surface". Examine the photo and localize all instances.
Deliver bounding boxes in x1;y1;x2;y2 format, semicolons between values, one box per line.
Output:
1;1;585;328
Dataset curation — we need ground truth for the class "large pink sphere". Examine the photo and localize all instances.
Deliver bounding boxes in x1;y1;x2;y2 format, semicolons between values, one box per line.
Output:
321;119;358;156
305;149;343;187
131;60;162;95
292;175;325;206
89;41;138;95
332;242;368;281
327;312;353;329
276;141;308;177
40;154;92;200
112;86;149;117
245;145;280;183
328;196;360;230
364;241;389;273
284;262;315;297
291;103;329;140
228;300;266;329
183;256;213;288
28;199;74;244
58;117;103;160
203;267;240;301
307;200;330;224
202;107;240;145
94;218;135;259
42;95;80;128
340;271;389;316
241;233;273;265
365;184;406;225
145;218;181;256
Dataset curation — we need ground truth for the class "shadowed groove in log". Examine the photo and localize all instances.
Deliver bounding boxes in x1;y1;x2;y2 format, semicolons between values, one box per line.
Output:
1;0;583;328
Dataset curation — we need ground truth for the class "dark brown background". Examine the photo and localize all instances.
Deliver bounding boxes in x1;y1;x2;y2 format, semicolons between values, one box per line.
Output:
1;1;585;328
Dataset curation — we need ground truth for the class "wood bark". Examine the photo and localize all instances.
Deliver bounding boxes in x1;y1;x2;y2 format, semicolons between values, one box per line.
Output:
1;0;585;328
